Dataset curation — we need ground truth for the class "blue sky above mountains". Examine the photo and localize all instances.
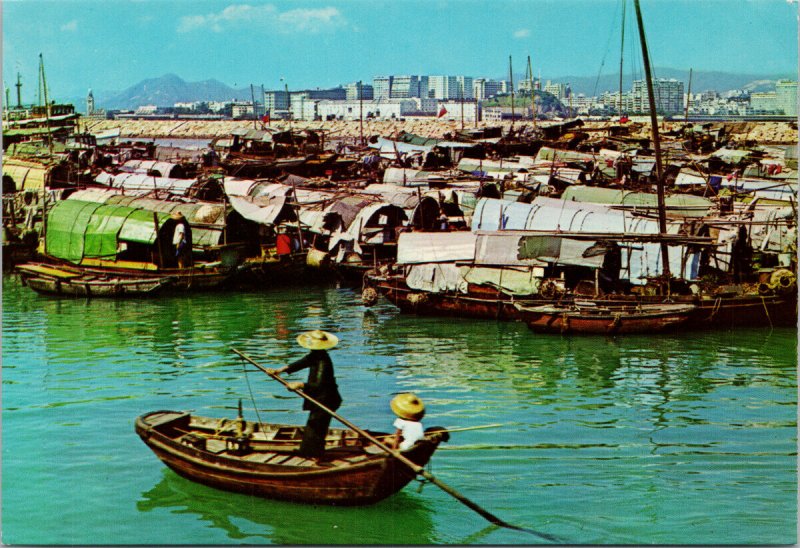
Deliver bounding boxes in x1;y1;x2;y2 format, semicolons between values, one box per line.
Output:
3;0;797;103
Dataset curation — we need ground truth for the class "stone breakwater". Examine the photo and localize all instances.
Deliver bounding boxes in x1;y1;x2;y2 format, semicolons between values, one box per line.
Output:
81;118;799;145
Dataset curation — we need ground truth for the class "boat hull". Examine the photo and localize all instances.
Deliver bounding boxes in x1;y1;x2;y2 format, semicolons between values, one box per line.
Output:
518;303;697;334
372;276;527;320
135;411;442;506
24;275;172;297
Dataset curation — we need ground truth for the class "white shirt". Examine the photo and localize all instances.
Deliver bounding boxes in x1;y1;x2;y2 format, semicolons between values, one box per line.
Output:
393;418;424;451
173;223;186;246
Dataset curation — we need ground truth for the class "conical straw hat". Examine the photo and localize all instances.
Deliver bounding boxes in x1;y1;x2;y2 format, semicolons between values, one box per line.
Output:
390;393;425;421
296;329;338;350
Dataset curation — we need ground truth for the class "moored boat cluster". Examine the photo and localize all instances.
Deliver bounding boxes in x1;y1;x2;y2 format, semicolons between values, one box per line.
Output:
4;117;797;333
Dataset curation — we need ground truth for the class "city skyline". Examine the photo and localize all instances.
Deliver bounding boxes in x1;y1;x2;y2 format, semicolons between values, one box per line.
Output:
3;0;798;102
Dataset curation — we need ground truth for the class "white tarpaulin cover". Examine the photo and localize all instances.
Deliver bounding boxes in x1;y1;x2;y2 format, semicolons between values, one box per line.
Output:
461;266;542;295
228;195;288;225
470;198;699;284
396;231;477;264
94;172;196;196
471;197;666;234
224;178;294;199
406;263;467;293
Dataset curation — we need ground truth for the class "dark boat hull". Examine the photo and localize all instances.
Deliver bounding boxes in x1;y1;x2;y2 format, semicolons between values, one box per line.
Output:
372;276;797;330
372;276;527;320
135;410;442;506
17;262;174;297
517;303;696;334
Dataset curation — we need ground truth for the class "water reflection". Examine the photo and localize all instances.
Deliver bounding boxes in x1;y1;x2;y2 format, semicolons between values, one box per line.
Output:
138;469;438;544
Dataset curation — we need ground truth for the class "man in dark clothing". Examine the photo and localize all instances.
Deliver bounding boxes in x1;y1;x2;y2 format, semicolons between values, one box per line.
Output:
268;330;342;459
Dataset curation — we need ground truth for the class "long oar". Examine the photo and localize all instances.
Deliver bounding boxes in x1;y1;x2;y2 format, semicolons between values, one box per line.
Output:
232;348;562;542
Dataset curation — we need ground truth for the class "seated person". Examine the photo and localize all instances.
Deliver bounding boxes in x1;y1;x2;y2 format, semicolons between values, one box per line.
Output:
389;393;425;451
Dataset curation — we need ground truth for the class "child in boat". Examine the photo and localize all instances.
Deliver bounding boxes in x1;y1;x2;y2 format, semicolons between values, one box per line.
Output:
389;393;426;451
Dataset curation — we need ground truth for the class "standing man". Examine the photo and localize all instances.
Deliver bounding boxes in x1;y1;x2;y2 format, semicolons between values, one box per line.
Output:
171;211;192;268
268;330;342;460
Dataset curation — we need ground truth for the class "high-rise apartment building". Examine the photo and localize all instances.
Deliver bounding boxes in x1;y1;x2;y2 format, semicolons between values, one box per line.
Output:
373;76;393;100
428;75;459;99
775;80;798;116
631;78;684;114
345;82;374;101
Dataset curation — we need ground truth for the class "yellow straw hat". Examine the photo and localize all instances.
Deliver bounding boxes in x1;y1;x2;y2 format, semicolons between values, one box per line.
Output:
390;393;425;421
296;329;339;350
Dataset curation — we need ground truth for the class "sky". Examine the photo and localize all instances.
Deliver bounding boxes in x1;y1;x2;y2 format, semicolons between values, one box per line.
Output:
2;0;798;102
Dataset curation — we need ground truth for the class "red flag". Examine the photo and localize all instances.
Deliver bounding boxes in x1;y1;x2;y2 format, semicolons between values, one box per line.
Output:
437;106;448;118
261;113;270;124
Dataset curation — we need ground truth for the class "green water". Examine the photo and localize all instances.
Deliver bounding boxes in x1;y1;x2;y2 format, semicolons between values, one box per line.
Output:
2;274;797;544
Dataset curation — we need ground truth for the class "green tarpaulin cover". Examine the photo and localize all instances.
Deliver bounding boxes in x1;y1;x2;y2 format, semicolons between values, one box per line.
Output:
45;200;170;263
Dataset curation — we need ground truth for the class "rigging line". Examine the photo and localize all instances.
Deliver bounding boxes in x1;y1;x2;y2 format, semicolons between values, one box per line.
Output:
239;356;267;433
591;0;624;98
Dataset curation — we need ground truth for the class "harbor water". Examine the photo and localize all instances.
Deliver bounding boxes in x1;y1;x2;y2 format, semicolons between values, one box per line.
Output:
2;274;796;544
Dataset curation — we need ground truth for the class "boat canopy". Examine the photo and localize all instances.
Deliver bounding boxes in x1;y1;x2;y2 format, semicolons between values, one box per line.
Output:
228;195;293;226
66;192;227;247
119;160;187;178
396;232;477;264
2;157;52;190
471;197;668;234
45;199;171;264
560;185;713;218
94;172;197;197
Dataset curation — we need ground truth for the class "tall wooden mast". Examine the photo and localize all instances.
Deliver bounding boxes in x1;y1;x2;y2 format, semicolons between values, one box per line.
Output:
618;0;626;118
508;55;515;130
633;0;670;278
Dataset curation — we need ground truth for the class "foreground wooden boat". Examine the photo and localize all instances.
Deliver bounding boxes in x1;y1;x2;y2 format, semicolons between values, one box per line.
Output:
516;301;697;334
135;410;447;505
17;262;174;297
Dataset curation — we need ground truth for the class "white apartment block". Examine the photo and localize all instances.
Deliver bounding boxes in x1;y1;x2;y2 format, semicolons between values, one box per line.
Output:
317;99;419;120
373;76;393;100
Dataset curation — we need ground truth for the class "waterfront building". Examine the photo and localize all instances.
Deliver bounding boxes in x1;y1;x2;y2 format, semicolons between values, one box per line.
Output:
473;78;505;100
231;101;255;118
483;106;525;122
518;79;538;93
373;76;393;100
264;90;290;115
429;75;459;99
345;82;374;100
436;100;480;122
391;75;422;98
749;92;780;114
631;78;684;114
775;80;798;116
456;76;474;99
316;98;418;120
569;94;594;115
135;105;158;115
544;80;570;101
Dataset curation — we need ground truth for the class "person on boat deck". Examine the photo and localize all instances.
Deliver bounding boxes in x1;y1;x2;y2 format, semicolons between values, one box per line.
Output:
275;228;292;256
171;211;192;268
389;393;425;451
268;330;342;459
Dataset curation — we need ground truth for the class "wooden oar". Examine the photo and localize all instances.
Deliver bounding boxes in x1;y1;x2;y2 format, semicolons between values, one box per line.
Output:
232;348;562;542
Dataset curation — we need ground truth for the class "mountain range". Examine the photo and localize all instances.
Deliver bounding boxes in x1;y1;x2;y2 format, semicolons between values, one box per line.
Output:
65;70;795;112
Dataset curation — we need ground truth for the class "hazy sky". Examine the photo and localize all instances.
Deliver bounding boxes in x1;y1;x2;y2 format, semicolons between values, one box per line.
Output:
2;0;798;101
